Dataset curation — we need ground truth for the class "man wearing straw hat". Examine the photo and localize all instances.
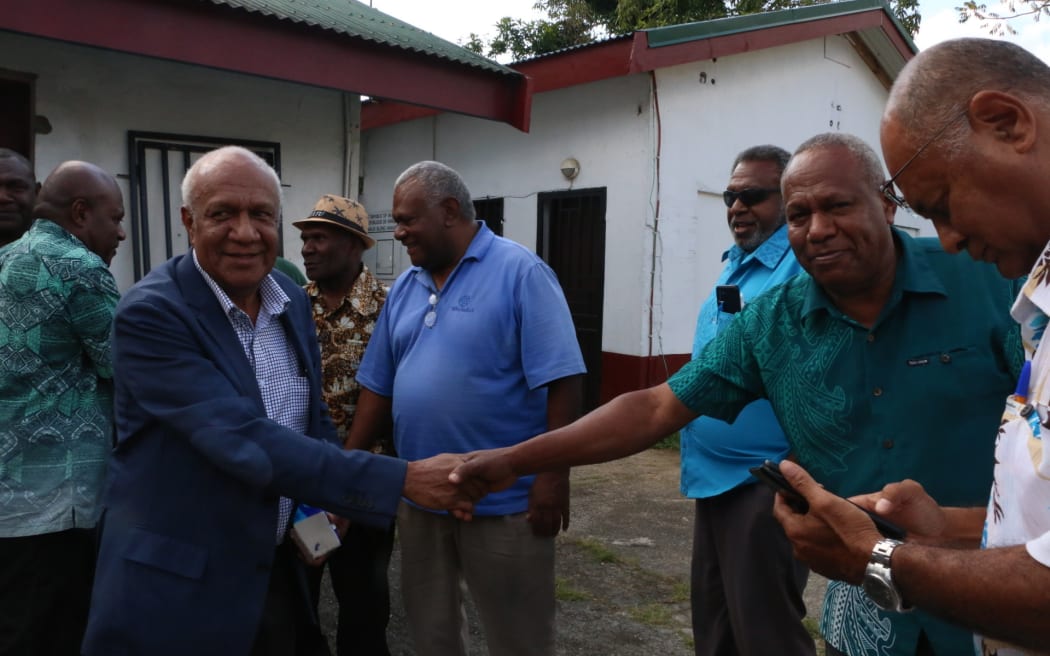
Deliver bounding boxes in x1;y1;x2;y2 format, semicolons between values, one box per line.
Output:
295;195;395;656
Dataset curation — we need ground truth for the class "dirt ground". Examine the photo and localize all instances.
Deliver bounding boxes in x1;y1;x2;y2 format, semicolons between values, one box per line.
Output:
319;448;827;654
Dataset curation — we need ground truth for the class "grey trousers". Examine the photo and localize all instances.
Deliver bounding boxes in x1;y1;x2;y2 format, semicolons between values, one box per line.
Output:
397;502;555;656
691;483;815;656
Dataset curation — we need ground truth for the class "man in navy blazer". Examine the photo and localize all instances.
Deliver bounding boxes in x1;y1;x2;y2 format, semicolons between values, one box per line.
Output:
82;147;471;656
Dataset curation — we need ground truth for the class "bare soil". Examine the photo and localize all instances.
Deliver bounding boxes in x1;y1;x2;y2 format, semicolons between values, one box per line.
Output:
320;449;827;654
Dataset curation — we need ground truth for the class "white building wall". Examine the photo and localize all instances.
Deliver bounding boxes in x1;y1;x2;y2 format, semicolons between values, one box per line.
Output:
0;32;348;291
360;34;921;360
653;35;923;353
361;73;656;356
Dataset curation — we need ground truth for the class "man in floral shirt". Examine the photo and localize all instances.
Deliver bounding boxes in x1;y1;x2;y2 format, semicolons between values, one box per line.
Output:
295;194;393;655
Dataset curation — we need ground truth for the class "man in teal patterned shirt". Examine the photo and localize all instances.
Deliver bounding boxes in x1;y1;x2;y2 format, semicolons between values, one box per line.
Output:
0;161;126;655
452;133;1022;656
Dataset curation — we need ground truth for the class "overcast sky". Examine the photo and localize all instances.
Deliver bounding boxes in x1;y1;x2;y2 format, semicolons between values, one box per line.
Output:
368;0;1050;63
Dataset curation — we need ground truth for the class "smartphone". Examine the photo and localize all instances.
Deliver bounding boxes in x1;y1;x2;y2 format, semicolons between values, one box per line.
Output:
715;285;742;314
749;460;907;540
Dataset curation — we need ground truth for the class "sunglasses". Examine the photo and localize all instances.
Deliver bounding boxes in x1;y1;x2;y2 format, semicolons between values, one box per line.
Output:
723;187;780;208
880;107;968;211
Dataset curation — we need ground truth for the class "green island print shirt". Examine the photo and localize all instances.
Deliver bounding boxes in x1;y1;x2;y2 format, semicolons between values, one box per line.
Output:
0;219;119;537
668;228;1023;656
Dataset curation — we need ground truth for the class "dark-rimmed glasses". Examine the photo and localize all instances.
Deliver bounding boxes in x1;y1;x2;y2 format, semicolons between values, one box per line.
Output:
880;108;969;209
723;187;780;208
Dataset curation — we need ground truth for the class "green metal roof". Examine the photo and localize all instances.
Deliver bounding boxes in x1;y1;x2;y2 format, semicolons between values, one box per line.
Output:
644;0;916;53
204;0;517;75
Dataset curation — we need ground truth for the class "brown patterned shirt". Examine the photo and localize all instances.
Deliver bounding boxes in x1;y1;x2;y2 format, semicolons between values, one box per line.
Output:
306;264;394;455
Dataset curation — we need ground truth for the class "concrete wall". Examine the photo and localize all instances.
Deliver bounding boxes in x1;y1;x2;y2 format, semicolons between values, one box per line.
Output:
1;31;350;291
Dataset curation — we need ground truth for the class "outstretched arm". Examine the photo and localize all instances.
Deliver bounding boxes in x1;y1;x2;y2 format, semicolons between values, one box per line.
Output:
452;382;696;492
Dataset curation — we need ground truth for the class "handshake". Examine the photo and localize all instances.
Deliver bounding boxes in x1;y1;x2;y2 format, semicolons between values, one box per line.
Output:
402;447;522;520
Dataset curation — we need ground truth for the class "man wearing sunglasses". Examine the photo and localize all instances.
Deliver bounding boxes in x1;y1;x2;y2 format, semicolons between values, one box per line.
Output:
680;145;811;656
771;38;1050;655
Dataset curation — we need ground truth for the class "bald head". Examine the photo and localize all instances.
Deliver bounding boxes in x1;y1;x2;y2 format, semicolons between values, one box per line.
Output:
880;38;1050;278
36;161;126;265
885;38;1050;151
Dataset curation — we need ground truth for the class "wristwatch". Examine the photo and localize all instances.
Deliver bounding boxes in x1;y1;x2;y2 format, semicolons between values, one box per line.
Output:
862;538;913;613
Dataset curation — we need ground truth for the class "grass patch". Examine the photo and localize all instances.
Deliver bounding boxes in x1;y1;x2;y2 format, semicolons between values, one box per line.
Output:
670;581;690;603
555;576;590;602
652;432;680;450
572;537;622;564
628;602;674;626
803;617;827;656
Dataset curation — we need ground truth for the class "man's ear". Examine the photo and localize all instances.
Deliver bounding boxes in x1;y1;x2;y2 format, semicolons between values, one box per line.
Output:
70;198;89;228
440;197;461;226
180;206;196;246
969;90;1037;153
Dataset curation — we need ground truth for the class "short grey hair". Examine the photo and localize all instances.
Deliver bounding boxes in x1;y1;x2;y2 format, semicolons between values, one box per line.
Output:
731;145;791;176
394;160;476;222
181;146;282;216
789;133;887;190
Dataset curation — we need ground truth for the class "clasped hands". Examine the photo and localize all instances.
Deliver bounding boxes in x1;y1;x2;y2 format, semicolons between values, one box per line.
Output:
402;447;527;522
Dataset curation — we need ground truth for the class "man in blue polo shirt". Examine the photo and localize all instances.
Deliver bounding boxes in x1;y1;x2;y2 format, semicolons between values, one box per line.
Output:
681;144;811;656
351;160;585;656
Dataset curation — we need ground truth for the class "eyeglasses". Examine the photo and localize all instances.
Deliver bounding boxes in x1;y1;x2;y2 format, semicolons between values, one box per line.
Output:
723;187;780;208
880;108;969;210
424;293;438;329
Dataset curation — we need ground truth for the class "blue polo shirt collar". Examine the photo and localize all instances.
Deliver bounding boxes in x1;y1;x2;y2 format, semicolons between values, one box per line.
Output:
801;227;948;321
722;224;792;270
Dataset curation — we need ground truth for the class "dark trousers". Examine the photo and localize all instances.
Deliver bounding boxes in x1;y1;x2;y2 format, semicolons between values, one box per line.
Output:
0;528;96;656
328;523;396;656
691;484;815;656
252;541;331;656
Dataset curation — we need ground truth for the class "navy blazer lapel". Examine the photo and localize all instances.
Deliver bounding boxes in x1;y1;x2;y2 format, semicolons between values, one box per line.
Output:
174;253;263;407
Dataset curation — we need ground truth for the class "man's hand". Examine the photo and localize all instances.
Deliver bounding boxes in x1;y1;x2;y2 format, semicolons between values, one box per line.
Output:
448;447;520;496
772;461;882;584
404;453;480;518
852;479;947;542
527;470;570;537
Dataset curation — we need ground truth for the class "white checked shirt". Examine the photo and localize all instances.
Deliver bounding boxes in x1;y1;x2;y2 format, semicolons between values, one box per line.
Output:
193;252;310;542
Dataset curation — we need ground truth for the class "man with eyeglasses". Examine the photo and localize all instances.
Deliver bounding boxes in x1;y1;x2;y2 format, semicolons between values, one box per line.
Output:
349;160;585;656
771;38;1050;655
680;145;811;656
450;133;1022;656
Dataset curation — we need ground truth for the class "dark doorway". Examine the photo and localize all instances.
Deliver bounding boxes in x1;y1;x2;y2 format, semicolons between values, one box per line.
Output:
537;188;606;411
0;70;35;162
473;197;504;236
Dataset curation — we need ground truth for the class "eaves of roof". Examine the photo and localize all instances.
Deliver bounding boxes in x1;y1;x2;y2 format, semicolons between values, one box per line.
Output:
205;0;516;75
0;0;532;130
361;0;914;131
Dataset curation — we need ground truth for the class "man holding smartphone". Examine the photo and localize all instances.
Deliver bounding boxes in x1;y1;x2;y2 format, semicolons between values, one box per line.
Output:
680;145;809;656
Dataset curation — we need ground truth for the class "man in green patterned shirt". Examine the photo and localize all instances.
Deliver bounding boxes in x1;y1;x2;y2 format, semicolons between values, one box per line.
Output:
0;161;126;655
451;133;1021;656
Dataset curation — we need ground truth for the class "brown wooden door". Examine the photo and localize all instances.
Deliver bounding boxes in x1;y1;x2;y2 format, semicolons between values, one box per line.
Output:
538;189;606;411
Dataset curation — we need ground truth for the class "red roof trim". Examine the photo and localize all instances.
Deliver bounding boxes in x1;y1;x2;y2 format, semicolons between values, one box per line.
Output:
361;5;911;131
0;0;531;131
